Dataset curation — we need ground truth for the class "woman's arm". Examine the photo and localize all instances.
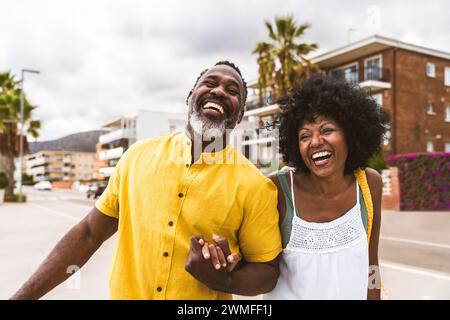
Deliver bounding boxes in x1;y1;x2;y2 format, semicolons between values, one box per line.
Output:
365;167;383;300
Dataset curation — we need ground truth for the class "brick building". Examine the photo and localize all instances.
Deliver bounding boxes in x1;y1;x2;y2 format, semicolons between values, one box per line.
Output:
311;34;450;154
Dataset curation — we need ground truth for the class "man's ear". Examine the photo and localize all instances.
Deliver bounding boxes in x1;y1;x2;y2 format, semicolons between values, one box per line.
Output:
237;106;245;124
186;90;193;106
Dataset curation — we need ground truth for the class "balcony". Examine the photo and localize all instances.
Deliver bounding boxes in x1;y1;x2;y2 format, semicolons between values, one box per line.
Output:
99;128;136;144
241;128;276;146
360;67;391;91
99;147;124;161
244;104;281;118
330;70;359;84
27;157;46;168
30;166;46;175
99;166;115;177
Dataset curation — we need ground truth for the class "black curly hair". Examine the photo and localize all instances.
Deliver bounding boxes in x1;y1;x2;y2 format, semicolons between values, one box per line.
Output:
188;60;248;106
278;73;390;174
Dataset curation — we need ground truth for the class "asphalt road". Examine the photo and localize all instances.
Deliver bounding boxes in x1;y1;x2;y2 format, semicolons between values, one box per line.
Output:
0;186;449;300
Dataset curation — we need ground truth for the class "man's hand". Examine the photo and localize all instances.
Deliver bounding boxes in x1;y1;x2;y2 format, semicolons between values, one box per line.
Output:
185;236;234;292
199;235;241;272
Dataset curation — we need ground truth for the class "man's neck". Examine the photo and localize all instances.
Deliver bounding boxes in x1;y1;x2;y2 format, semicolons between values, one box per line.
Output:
185;125;229;164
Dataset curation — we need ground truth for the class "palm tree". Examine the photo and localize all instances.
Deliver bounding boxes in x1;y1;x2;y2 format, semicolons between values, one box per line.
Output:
253;15;318;104
0;71;40;202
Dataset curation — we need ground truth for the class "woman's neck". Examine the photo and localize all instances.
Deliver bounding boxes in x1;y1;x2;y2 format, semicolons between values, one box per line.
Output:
298;170;353;198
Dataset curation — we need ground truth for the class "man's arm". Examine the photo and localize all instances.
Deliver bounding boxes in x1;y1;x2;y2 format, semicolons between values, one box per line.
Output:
185;236;280;296
10;207;118;300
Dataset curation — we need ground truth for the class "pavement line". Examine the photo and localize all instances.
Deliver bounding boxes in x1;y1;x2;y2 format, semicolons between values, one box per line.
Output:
381;236;450;250
28;203;80;222
380;261;450;281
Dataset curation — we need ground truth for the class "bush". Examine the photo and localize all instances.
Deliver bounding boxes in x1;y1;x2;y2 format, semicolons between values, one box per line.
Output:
368;150;388;174
0;172;8;189
14;193;27;202
22;173;35;186
387;152;449;210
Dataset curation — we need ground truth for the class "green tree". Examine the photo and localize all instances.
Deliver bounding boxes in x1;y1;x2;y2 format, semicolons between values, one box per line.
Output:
368;150;388;174
0;71;40;202
253;15;318;105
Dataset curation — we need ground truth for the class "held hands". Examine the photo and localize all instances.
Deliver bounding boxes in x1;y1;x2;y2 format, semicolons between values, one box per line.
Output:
185;235;242;291
199;235;241;272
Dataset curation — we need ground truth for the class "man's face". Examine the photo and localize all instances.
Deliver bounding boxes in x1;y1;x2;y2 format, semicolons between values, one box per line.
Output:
187;65;245;138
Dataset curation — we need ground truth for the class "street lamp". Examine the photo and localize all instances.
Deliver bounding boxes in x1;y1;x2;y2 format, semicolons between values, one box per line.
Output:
19;69;40;202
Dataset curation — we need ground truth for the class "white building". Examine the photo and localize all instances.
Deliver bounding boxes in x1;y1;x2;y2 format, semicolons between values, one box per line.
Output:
97;110;187;177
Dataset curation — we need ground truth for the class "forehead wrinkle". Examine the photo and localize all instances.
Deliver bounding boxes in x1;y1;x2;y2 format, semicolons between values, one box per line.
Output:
202;73;242;89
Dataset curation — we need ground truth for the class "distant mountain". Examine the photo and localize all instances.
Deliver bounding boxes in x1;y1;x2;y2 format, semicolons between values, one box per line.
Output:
29;130;106;154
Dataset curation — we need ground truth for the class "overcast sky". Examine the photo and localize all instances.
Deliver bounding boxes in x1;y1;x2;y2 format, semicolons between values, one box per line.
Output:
1;0;449;141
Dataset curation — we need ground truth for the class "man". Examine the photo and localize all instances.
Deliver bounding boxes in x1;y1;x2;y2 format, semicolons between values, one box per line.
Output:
11;61;281;300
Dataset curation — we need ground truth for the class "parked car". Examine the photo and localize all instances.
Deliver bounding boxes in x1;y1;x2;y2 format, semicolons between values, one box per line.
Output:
86;183;106;199
34;181;52;191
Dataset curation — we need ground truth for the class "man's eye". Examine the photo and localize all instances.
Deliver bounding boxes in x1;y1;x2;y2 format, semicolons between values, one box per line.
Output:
204;81;215;87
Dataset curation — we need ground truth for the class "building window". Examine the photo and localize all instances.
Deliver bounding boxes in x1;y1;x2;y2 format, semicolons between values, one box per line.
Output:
446;67;450;86
365;56;382;81
426;62;435;77
427;102;436;115
331;63;358;83
427;141;434;152
445;142;450;153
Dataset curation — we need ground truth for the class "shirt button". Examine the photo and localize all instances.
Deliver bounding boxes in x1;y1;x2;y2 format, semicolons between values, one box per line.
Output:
168;221;174;226
157;287;162;292
185;164;189;168
163;252;169;257
178;192;184;198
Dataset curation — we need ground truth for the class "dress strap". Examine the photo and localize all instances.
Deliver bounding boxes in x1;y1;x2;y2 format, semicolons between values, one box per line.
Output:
355;178;360;206
289;170;297;215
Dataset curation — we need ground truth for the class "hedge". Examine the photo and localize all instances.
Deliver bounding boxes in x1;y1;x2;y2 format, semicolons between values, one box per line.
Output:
387;152;449;211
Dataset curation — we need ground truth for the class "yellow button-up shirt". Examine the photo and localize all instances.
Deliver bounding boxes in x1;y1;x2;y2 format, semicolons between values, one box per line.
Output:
95;131;282;299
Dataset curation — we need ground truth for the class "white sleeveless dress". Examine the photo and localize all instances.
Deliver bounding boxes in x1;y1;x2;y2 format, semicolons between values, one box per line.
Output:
264;170;369;300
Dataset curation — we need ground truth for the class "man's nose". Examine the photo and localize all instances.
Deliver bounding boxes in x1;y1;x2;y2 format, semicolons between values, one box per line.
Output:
210;85;227;97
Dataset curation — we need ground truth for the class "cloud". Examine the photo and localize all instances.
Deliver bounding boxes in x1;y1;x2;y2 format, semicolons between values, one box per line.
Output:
1;0;449;141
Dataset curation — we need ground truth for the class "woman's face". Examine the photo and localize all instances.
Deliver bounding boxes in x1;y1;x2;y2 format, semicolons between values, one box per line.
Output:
298;115;348;178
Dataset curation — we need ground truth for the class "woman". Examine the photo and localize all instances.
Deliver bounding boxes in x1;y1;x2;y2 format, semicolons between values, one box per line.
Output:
263;74;389;300
199;74;389;300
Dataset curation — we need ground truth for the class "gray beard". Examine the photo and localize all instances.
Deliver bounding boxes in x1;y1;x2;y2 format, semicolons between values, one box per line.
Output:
189;110;227;140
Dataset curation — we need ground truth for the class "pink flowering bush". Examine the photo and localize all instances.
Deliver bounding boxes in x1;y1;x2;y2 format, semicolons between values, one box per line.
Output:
387;152;449;211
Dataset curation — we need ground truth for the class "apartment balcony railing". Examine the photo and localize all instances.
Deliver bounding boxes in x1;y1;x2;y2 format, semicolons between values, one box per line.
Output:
99;147;124;161
330;70;359;84
99;166;115;177
99;128;136;144
364;67;390;82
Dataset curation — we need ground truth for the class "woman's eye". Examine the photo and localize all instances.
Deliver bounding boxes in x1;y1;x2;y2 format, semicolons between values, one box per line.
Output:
299;135;309;141
322;128;334;134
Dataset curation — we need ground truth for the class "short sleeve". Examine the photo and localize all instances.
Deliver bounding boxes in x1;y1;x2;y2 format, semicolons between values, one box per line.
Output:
238;178;282;263
95;162;121;219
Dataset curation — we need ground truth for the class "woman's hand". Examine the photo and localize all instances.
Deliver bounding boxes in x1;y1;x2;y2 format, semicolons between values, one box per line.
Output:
198;235;242;272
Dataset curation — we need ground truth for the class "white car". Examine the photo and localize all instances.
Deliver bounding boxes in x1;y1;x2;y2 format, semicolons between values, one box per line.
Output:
34;181;52;191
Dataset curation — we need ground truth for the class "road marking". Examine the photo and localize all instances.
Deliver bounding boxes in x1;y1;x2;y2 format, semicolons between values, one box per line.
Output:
28;203;80;222
380;261;450;281
381;236;450;250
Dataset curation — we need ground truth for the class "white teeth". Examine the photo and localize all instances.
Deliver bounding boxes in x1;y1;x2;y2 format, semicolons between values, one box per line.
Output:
203;102;224;114
311;151;332;160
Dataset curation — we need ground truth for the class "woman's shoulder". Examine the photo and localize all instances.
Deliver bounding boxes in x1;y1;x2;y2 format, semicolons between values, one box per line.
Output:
364;167;382;190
